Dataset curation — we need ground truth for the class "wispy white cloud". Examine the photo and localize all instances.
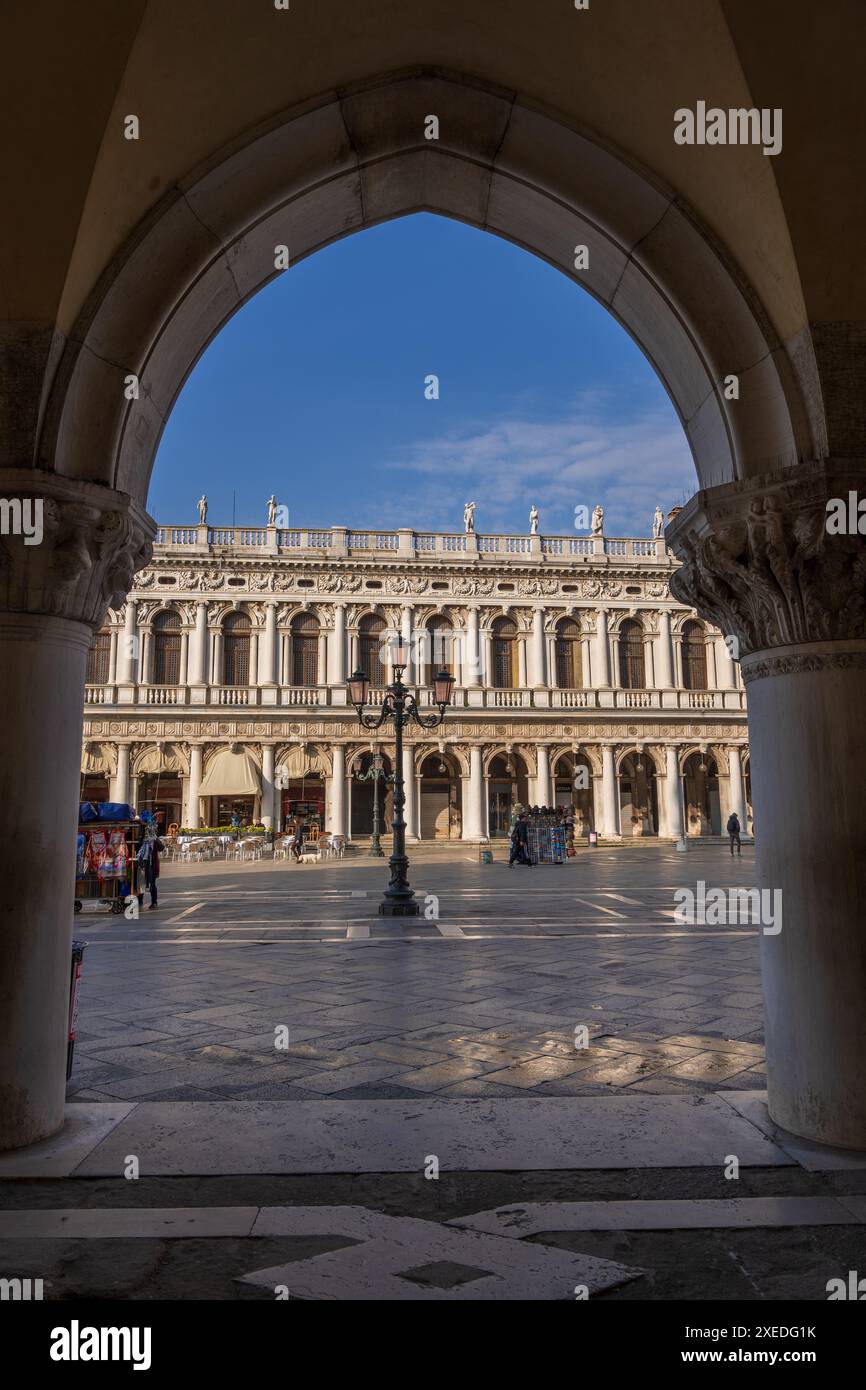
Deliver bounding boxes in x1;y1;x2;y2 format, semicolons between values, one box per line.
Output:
376;405;696;537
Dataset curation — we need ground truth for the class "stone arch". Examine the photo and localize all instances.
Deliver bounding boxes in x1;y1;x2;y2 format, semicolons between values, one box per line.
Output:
483;745;528;777
414;743;468;778
40;70;812;513
615;743;663;776
670;609;702;635
677;743;712;774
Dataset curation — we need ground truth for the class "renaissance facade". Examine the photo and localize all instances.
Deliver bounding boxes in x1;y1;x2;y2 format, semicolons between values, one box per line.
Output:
80;521;751;842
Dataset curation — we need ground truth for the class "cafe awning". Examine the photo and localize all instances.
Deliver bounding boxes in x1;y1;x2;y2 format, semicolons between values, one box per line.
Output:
199;749;261;797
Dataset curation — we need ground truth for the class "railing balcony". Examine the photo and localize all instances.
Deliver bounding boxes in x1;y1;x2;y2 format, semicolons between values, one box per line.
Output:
152;524;671;563
142;685;187;706
211;685;251;706
489;689;527;708
345;531;398;550
280;686;323;706
84;683;114;704
550;688;595;708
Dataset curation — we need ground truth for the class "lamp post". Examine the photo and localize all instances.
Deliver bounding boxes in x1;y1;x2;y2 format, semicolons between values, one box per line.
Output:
349;640;454;916
354;751;390;858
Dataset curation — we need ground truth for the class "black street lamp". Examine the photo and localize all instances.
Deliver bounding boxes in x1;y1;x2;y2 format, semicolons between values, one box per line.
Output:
349;642;454;916
354;750;390;858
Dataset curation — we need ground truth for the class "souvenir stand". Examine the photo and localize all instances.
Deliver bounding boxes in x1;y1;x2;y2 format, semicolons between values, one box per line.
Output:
526;809;567;864
75;810;146;914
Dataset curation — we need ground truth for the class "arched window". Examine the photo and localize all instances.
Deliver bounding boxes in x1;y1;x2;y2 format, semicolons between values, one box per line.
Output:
681;620;707;690
618;618;645;689
425;616;453;684
223;611;251;686
153;610;181;685
290;611;319;686
87;628;111;684
554;617;582;689
491;616;517;688
359;614;386;686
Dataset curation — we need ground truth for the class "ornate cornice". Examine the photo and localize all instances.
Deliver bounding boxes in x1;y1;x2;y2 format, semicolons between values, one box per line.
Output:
0;471;153;627
667;460;866;656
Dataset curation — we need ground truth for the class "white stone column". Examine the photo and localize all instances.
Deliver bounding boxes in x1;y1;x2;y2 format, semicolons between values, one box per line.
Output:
179;630;189;686
0;479;152;1150
261;744;276;829
402;742;417;839
317;630;328;685
463;745;485;838
330;744;346;835
259;602;277;685
655;610;674;687
663;744;684;840
600;743;619;836
715;632;735;688
517;638;527;688
531;607;546;686
594;609;611;687
465;608;481;686
350;631;359;674
112;742;131;804
119;599;138;683
329;604;346;684
189;601;208;685
452;627;463;687
141;627;153;684
483;633;492;687
213;628;223;686
401;605;414;684
187;744;203;829
108;627;119;684
535;744;552;806
669;464;866;1148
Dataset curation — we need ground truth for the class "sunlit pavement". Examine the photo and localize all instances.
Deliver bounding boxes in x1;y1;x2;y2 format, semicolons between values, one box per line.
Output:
3;845;866;1300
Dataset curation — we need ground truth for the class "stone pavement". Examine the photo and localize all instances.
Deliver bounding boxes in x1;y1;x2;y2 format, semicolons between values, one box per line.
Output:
66;846;766;1102
5;844;865;1300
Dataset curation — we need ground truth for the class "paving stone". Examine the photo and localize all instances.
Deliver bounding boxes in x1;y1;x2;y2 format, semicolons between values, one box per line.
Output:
480;1057;593;1089
240;1206;641;1299
295;1063;404;1095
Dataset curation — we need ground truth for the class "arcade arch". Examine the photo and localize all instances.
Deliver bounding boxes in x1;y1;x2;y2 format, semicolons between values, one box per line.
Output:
1;42;864;1153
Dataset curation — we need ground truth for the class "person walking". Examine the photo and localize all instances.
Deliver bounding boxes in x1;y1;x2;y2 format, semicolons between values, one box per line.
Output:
509;811;532;867
726;811;742;857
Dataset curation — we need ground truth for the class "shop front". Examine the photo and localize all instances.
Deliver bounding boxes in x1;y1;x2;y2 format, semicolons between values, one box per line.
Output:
280;779;325;833
138;773;183;831
198;747;262;828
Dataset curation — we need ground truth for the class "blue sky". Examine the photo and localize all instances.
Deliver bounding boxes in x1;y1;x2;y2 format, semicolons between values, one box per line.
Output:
151;213;696;537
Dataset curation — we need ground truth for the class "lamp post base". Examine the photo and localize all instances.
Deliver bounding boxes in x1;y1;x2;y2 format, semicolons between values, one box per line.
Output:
378;897;420;917
368;841;385;857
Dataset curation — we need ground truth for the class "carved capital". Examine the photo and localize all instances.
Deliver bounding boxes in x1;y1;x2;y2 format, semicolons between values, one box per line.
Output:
0;471;154;629
667;460;866;655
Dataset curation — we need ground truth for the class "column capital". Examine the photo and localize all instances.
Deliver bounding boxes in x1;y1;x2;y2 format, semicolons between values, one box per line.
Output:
668;459;866;669
0;469;153;628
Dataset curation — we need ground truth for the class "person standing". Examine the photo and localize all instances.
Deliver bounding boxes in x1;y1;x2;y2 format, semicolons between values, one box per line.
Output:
137;827;165;910
726;811;742;856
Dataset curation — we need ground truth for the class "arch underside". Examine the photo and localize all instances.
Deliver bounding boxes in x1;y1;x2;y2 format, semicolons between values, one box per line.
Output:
43;70;813;509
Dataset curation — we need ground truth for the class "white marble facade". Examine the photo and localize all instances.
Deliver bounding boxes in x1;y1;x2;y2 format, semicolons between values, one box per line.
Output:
80;522;750;840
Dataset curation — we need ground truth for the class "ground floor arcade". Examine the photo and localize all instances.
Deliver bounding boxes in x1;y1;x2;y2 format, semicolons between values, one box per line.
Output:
80;730;752;841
